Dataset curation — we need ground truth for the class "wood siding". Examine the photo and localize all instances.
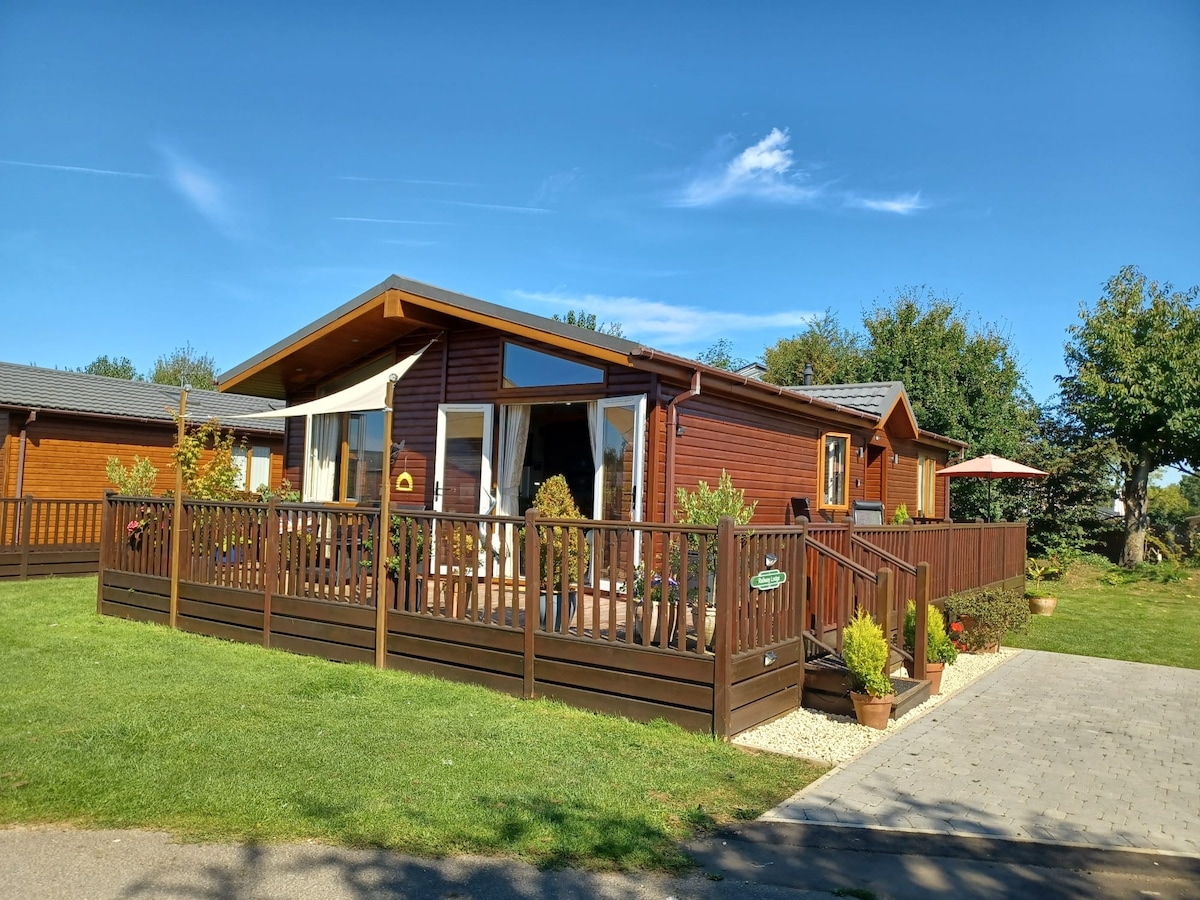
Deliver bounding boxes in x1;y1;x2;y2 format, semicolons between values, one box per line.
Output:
0;412;283;499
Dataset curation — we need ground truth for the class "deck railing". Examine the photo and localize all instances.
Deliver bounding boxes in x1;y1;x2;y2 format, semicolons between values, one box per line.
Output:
96;494;1026;738
0;495;103;579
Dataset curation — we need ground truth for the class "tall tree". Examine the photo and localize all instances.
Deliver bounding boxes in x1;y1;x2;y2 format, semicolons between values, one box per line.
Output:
762;311;861;385
1058;266;1200;565
696;337;748;371
78;355;141;380
551;309;624;337
149;344;218;391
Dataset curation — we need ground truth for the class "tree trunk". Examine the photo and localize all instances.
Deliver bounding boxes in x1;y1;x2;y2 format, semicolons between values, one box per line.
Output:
1121;459;1152;567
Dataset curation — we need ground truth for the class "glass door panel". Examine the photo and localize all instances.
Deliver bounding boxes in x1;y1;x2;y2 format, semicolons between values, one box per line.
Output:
593;395;646;585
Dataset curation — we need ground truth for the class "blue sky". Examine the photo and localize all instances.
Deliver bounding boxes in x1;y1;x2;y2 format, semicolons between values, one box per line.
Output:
2;1;1197;408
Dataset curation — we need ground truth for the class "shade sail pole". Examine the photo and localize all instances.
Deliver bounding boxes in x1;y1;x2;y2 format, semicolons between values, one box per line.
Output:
375;374;399;670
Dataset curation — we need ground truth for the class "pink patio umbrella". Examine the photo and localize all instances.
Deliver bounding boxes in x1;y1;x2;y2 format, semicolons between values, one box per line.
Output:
936;453;1049;521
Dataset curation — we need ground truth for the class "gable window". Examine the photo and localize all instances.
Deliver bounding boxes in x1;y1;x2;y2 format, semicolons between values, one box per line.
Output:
917;456;937;517
304;411;385;503
502;342;604;388
818;433;850;510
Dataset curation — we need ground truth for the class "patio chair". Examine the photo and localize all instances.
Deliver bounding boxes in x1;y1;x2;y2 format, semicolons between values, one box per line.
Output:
852;500;885;525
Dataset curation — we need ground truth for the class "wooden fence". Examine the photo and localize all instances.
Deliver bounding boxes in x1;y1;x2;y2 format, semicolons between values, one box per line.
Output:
97;494;1027;738
0;496;102;580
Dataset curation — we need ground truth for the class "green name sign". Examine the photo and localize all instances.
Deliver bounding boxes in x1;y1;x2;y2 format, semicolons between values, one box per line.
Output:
749;569;787;591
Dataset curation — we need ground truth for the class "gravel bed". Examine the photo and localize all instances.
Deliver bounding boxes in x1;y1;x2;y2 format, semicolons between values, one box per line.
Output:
734;648;1020;765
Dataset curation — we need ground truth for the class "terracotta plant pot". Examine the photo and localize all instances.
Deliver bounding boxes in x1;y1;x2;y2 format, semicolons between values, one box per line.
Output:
850;692;895;730
925;661;945;695
1028;596;1057;616
959;614;1000;653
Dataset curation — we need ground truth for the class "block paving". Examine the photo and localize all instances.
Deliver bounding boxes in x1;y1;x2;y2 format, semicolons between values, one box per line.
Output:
766;650;1200;855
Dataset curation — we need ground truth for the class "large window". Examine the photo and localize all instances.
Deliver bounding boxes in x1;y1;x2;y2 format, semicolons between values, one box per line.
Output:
917;456;938;517
304;411;385;503
232;446;272;493
502;342;604;388
819;433;850;510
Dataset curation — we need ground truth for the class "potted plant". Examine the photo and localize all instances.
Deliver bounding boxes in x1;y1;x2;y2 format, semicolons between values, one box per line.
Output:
842;607;895;729
944;587;1030;652
903;600;958;695
1025;560;1058;616
631;560;681;645
532;475;590;631
387;515;426;612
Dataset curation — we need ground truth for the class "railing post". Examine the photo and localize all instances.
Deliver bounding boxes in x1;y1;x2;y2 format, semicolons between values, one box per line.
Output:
263;497;279;650
793;520;808;710
522;509;540;700
169;388;188;629
876;567;895;675
17;494;33;581
913;562;930;680
97;492;114;614
713;515;736;740
977;519;984;588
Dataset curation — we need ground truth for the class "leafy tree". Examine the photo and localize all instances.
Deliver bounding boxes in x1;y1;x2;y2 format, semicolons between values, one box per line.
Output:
695;338;749;371
105;456;159;496
150;344;218;391
762;311;861;385
1058;266;1200;565
1179;473;1200;511
172;415;244;500
79;355;142;380
1148;483;1192;552
551;309;624;337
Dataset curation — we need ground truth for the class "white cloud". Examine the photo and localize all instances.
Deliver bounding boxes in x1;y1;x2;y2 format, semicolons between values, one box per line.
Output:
154;144;243;238
510;289;817;348
433;199;551;214
674;128;820;207
847;192;926;215
0;159;153;178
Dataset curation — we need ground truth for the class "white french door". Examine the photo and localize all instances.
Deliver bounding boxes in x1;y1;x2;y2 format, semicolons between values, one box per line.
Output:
434;404;494;515
591;394;647;582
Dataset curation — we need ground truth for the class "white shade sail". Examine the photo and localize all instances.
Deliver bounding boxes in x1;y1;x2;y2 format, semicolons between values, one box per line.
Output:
233;343;431;419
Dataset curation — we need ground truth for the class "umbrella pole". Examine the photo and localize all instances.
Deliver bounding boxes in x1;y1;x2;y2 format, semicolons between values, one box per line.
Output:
987;479;993;522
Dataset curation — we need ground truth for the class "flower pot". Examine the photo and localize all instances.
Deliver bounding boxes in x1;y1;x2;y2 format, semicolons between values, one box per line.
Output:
1028;595;1057;616
958;614;1000;653
633;600;678;645
925;661;945;695
539;591;577;632
850;692;895;730
692;605;717;652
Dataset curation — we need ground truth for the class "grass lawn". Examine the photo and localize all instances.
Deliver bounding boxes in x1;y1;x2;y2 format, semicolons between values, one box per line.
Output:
1006;560;1200;669
0;577;822;871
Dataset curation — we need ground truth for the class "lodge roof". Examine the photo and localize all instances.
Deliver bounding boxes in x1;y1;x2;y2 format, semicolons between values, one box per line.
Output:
217;275;965;449
787;381;907;419
0;361;285;433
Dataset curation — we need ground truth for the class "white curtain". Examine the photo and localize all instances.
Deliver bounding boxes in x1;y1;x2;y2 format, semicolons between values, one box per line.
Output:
586;401;600;471
304;414;339;502
231;447;249;491
249;447;271;492
497;405;530;517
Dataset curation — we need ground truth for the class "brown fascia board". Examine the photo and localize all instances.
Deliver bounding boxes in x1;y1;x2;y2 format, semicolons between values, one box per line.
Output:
0;403;283;436
627;348;968;448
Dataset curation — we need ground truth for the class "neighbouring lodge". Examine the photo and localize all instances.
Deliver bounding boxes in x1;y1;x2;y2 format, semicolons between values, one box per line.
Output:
218;275;963;527
0;362;286;500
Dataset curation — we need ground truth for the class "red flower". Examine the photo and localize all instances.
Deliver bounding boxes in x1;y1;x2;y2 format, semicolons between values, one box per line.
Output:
950;621;964;633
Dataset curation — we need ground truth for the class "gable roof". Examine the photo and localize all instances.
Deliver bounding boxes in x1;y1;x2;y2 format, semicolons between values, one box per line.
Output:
217;275;964;448
787;381;906;419
0;361;285;433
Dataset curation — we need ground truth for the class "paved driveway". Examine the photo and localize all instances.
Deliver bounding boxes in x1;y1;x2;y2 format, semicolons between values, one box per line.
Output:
765;650;1200;856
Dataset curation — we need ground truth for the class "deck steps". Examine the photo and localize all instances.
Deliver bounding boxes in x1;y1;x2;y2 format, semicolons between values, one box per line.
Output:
803;653;931;719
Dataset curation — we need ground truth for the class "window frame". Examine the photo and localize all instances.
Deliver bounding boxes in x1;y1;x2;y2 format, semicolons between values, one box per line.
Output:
306;410;387;504
917;455;938;517
499;340;607;394
817;432;851;512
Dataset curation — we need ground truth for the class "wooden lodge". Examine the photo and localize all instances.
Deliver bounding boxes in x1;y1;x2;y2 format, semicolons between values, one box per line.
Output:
88;276;1026;739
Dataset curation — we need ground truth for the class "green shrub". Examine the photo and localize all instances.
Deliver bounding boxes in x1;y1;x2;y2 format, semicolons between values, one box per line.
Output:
903;600;958;665
106;456;159;496
675;469;757;526
842;608;894;697
532;475;590;588
944;588;1029;650
891;503;909;525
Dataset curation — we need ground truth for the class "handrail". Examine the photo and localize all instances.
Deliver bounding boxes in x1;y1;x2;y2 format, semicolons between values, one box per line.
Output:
849;534;918;576
805;535;878;582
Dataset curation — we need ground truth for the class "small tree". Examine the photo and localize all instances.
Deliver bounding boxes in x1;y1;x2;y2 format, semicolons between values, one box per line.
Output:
80;355;141;380
552;309;624;337
151;343;218;391
172;415;244;500
531;475;590;589
696;338;749;372
674;470;757;527
105;456;158;496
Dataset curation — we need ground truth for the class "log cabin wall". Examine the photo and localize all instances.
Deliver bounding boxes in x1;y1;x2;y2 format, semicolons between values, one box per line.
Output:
0;411;283;499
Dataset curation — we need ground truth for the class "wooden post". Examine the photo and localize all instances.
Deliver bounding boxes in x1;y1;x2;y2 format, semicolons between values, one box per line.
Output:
713;515;736;740
913;562;931;680
876;567;894;673
263;497;279;649
977;519;985;588
522;509;540;699
97;492;114;614
375;377;398;669
792;520;808;709
945;521;955;595
168;388;188;629
17;494;33;581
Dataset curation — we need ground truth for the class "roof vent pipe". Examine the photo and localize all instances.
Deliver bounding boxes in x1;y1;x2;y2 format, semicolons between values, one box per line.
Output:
803;363;814;386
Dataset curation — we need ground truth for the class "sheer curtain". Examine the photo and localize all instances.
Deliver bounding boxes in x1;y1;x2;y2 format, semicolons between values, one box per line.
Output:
304;414;339;502
586;400;600;472
497;405;530;517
